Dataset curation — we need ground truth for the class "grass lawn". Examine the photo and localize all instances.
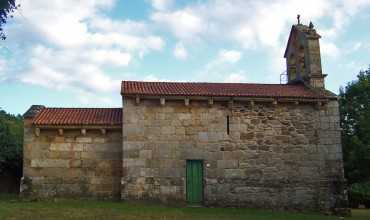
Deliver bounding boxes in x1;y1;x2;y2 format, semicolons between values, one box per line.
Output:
0;194;369;220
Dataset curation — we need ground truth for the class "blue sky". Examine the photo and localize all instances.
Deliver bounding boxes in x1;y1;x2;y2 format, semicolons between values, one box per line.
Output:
0;0;370;115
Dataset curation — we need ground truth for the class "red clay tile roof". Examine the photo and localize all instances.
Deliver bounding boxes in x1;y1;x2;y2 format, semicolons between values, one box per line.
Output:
32;108;122;126
121;81;335;99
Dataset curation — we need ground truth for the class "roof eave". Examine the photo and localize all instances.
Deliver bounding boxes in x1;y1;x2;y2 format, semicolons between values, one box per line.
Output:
122;93;336;101
32;124;122;129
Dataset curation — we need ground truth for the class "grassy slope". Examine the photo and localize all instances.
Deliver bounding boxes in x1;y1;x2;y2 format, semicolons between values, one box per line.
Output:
0;195;369;220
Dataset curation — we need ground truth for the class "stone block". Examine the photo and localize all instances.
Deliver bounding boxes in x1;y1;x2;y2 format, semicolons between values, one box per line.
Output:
31;159;70;168
139;150;152;159
158;144;173;158
93;137;106;143
162;126;175;135
82;159;96;168
160;186;178;195
70;159;82;168
225;169;245;178
76;137;92;143
50;143;71;151
73;143;84;151
123;142;144;151
198;132;208;142
217;160;238;169
81;152;96;159
125;149;139;158
123;158;146;167
240;132;254;140
140;168;158;177
159;168;181;178
54;136;65;142
178;113;191;120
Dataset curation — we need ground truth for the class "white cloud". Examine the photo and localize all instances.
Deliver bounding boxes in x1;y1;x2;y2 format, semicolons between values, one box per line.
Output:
152;9;204;41
204;49;242;73
142;74;170;82
195;49;246;82
151;0;370;57
89;16;149;34
0;58;5;70
150;0;173;11
0;58;7;81
19;45;120;93
320;41;340;58
1;0;166;104
352;42;363;51
77;89;116;105
173;42;188;60
218;50;242;63
223;72;247;83
151;0;332;46
87;33;164;53
15;0;115;48
85;49;131;66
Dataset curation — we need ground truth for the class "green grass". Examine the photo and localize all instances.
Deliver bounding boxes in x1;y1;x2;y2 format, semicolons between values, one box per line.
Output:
0;194;369;220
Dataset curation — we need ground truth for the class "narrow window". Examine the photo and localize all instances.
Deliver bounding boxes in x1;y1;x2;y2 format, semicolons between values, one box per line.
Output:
226;115;230;135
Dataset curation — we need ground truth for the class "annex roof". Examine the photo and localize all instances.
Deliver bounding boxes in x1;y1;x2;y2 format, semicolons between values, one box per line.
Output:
31;108;122;126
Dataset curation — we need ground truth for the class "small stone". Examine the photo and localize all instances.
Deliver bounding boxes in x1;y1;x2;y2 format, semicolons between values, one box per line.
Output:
240;132;254;140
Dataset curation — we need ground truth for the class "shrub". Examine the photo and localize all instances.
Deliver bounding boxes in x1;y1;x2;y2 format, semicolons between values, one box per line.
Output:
0;109;23;175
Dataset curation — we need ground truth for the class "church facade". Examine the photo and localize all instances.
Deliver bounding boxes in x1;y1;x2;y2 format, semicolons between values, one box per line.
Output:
21;23;349;213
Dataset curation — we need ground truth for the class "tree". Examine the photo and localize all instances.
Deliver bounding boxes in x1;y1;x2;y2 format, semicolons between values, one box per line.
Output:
339;66;370;184
0;109;23;175
0;0;19;40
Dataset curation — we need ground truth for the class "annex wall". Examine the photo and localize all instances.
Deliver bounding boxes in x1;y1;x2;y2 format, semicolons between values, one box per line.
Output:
121;97;346;211
22;121;122;199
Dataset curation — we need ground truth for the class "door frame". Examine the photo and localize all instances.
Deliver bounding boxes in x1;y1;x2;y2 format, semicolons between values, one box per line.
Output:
186;159;204;205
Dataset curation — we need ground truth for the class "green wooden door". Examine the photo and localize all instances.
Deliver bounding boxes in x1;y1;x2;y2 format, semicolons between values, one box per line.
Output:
186;160;203;204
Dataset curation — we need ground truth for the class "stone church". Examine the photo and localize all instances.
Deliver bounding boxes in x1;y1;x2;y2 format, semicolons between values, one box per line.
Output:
21;22;348;213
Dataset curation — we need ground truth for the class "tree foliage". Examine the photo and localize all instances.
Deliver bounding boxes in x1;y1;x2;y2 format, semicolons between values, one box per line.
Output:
0;109;23;174
0;0;19;40
340;66;370;184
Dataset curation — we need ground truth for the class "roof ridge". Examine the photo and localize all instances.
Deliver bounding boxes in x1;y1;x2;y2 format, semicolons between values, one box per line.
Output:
122;80;292;86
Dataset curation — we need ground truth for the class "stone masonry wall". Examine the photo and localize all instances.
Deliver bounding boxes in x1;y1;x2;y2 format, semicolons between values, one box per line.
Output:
122;98;346;211
317;101;348;213
22;121;122;199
